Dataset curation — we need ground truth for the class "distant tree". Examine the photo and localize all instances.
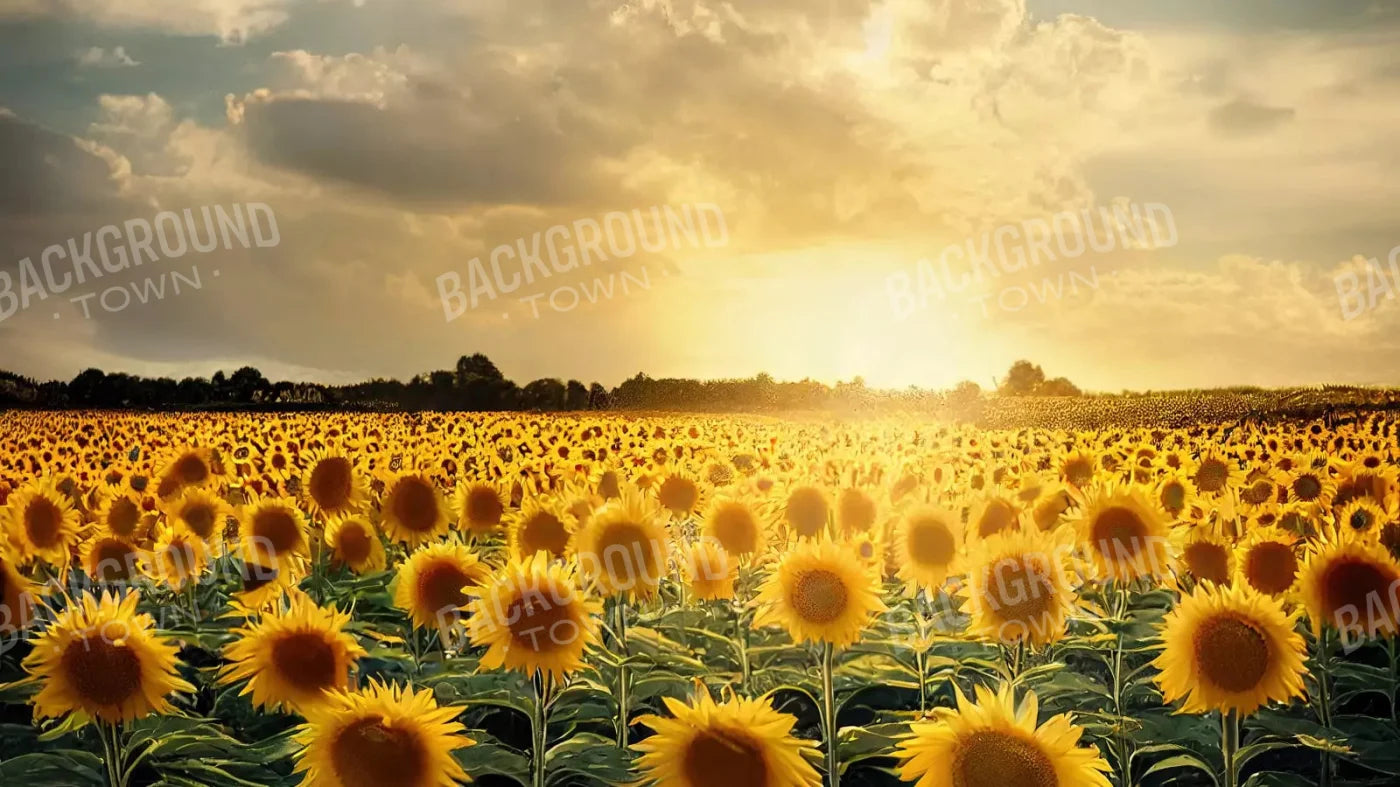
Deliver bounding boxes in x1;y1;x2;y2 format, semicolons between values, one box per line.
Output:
522;378;567;410
230;366;270;403
564;380;589;410
1001;360;1046;396
69;368;106;405
949;380;982;407
455;354;503;387
1037;377;1083;397
587;382;610;409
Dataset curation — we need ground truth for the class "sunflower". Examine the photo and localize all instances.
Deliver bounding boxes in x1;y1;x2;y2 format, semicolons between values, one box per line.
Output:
1155;473;1197;520
777;483;831;540
893;505;963;593
1296;527;1400;638
323;515;386;574
506;495;575;562
575;489;670;601
80;534;143;584
967;491;1021;541
393;541;490;631
1073;486;1173;582
1057;448;1098;488
293;680;473;787
753;536;885;648
142;523;210;591
220;594;366;714
4;478;82;566
633;688;821;787
1283;464;1335;509
24;590;194;723
155;445;216;500
1190;450;1237;498
1;549;40;634
234;557;297;611
963;529;1077;646
240;495;311;567
682;540;737;601
381;472;452;548
466;552;602;679
1234;526;1300;597
1174;525;1234;588
702;495;767;558
655;469;707;520
93;489;145;543
835;486;880;537
1337;497;1386;535
895;682;1111;787
300;448;369;521
1028;484;1076;533
1154;583;1307;715
163;486;233;547
453;479;510;538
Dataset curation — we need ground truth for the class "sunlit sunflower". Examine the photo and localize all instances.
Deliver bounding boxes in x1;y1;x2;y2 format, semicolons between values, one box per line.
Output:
1;549;40;634
325;515;386;574
4;478;82;566
234;557;297;611
506;495;575;562
835;485;880;537
1234;526;1300;597
293;679;473;787
466;552;602;679
1174;525;1234;588
1028;484;1076;533
702;495;767;559
142;523;210;591
1073;486;1173;582
162;486;233;548
80;534;143;584
1155;473;1197;520
300;448;369;521
220;594;366;714
634;688;821;787
654;469;707;520
393;541;490;631
753;536;885;648
682;540;737;601
1190;450;1237;498
240;495;311;567
93;489;145;543
1337;497;1386;535
1283;464;1335;509
1296;526;1400;637
155;445;216;500
575;489;669;601
964;528;1077;646
776;483;831;540
453;478;510;538
968;491;1021;541
893;505;963;594
380;472;452;548
895;682;1111;787
1154;583;1307;715
1057;448;1098;489
24;590;194;723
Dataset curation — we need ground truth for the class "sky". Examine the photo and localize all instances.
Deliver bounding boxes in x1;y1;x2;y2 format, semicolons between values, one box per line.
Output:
2;0;1399;393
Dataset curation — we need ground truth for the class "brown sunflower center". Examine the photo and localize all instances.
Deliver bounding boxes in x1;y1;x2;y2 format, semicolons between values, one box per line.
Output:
681;727;769;787
907;518;956;567
1194;615;1269;693
416;559;474;615
1321;558;1400;629
1160;483;1186;514
253;508;303;554
173;453;209;484
1195;459;1229;493
981;557;1055;626
785;487;828;538
506;590;575;653
107;497;140;538
594;521;660;586
179;501;218;540
390;477;439;532
336;523;374;565
1292;475;1323;502
330;715;428;787
1244;542;1297;595
976;499;1016;539
598;470;621;500
1064;457;1093;487
93;540;137;582
1184;542;1231;585
1090;506;1148;557
24;497;63;549
839;489;877;534
520;511;570;558
953;730;1057;787
658;476;700;514
271;631;339;693
711;503;760;555
789;569;849;625
61;634;142;707
309;457;354;511
464;485;504;529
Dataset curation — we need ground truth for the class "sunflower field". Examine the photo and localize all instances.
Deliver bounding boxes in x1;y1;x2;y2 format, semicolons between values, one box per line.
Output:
3;409;1400;787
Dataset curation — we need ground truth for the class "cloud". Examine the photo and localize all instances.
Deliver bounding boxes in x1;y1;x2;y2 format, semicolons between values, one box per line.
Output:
3;0;296;43
76;45;140;68
1208;97;1296;135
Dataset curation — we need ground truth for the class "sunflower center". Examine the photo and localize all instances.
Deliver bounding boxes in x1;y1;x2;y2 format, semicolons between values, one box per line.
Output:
1194;615;1270;693
173;453;209;485
417;560;473;615
506;591;575;653
712;503;760;555
253;508;302;554
330;716;428;787
520;511;570;558
271;631;339;693
598;470;621;500
1244;542;1297;595
1349;509;1375;531
309;458;353;511
789;569;849;625
1292;475;1322;501
1161;483;1186;513
981;557;1055;626
1064;458;1093;487
681;727;769;787
24;497;63;549
953;730;1057;787
658;477;700;514
1184;542;1230;585
908;518;955;566
391;478;439;532
61;634;142;707
595;521;660;585
1321;558;1399;626
1090;506;1147;557
785;487;828;538
464;485;504;528
107;497;140;538
839;489;877;534
242;562;280;593
1195;459;1229;493
336;524;374;564
180;502;218;540
976;499;1015;538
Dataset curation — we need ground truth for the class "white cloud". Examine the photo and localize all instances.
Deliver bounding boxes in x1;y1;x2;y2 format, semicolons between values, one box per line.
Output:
76;45;139;68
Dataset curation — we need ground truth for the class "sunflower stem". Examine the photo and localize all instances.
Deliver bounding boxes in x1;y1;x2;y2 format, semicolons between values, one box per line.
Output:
614;598;630;748
1221;710;1241;787
1388;637;1399;726
1313;628;1334;787
821;640;840;787
98;721;126;787
1109;580;1132;785
531;670;554;787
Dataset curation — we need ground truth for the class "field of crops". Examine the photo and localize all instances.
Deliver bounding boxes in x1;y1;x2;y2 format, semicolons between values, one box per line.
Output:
2;409;1400;787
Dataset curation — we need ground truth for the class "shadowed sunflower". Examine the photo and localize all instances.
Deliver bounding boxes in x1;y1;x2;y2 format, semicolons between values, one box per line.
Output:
1074;487;1172;582
1174;526;1233;588
381;472;451;548
754;536;885;648
240;495;311;567
4;478;82;566
1234;526;1300;597
1284;464;1335;509
466;552;602;680
142;523;209;591
681;540;737;601
895;682;1111;787
300;449;369;521
1296;526;1400;638
393;541;490;631
1029;485;1076;533
836;486;879;537
293;679;473;787
893;505;962;593
234;557;297;611
24;590;194;723
454;479;510;538
221;593;367;714
1;549;40;634
968;491;1020;542
163;486;233;548
702;495;767;559
1154;583;1307;715
963;529;1077;647
633;688;821;787
80;535;143;584
1155;473;1197;520
575;489;669;601
506;496;575;562
325;515;386;574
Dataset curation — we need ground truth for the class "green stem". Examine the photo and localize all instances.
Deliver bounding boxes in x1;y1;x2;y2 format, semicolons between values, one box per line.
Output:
915;648;927;715
1221;710;1240;787
98;722;125;787
821;641;840;787
1389;637;1399;726
734;601;752;693
1110;581;1131;785
1314;629;1333;787
532;670;554;787
614;599;630;748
